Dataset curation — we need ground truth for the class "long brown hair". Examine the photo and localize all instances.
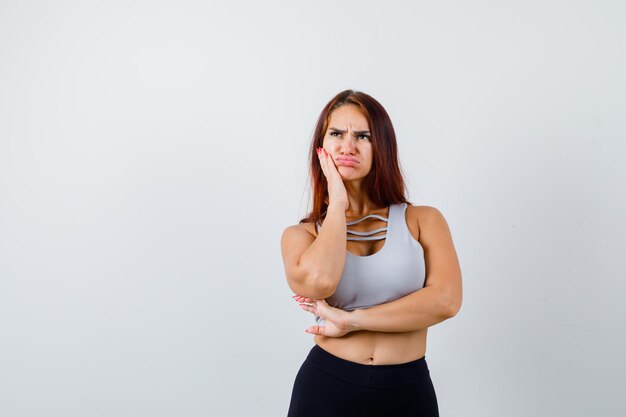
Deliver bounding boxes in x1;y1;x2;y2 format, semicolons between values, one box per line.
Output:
299;89;412;225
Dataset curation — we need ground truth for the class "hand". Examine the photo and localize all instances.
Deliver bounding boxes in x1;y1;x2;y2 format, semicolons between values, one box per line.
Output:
316;147;349;211
292;294;354;338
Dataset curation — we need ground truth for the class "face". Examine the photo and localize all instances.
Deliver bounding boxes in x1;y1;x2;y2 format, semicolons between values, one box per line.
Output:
322;104;373;180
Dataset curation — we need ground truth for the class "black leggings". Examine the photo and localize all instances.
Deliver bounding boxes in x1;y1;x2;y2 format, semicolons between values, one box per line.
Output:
287;344;439;417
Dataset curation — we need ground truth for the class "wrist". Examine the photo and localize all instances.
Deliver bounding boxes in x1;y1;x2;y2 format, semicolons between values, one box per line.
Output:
326;203;347;214
346;309;365;332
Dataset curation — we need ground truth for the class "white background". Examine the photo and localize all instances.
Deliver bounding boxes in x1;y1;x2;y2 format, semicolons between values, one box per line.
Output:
1;1;625;416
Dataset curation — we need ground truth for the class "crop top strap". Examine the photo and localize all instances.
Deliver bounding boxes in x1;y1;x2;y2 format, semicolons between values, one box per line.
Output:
315;211;389;241
346;214;388;225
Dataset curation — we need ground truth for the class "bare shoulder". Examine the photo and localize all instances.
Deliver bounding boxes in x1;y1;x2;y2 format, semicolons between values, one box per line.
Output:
281;222;318;246
405;204;450;243
407;204;447;222
284;221;318;236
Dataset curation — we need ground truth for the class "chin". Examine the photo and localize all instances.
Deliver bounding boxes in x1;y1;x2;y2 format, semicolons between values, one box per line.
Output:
339;171;366;181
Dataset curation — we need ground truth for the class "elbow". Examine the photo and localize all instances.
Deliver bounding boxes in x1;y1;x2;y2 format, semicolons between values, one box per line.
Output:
314;287;336;300
441;290;462;319
290;270;336;300
300;284;335;300
445;303;460;319
445;298;462;318
308;271;336;299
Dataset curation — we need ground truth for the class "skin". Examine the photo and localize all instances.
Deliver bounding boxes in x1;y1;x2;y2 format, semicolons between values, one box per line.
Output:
285;104;462;365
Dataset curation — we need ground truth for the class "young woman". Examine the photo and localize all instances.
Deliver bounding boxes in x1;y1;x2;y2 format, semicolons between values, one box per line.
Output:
280;90;462;417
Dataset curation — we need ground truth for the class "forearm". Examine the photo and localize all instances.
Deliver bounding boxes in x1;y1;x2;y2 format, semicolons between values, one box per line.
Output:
298;204;346;293
348;287;455;333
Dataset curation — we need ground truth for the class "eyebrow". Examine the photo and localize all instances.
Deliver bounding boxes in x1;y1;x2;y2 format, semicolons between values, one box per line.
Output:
329;127;371;135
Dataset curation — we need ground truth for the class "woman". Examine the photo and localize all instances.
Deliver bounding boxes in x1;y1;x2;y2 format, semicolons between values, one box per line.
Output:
280;90;462;416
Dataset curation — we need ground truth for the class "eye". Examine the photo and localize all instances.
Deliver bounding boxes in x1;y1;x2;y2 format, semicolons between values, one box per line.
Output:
328;131;370;140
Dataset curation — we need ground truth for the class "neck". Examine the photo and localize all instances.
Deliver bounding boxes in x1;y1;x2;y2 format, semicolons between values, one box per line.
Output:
343;186;381;216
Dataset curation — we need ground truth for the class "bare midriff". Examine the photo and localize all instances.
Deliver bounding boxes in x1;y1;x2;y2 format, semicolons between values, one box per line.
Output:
314;328;427;365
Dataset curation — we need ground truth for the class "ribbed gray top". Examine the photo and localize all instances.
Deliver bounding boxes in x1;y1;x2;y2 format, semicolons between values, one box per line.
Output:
314;203;426;326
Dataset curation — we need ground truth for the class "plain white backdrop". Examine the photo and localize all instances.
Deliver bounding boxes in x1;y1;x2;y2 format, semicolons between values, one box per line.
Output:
1;1;625;416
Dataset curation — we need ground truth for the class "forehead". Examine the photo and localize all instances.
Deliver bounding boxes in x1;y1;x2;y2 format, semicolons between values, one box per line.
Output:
327;105;370;130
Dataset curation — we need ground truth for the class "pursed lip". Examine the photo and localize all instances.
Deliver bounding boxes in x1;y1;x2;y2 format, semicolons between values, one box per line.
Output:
335;156;359;163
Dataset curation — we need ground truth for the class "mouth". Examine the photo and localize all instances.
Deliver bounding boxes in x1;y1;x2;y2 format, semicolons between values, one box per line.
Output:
336;160;358;167
335;157;359;167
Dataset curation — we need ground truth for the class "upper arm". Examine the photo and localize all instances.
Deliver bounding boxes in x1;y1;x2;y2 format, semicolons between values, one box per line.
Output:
417;206;463;316
280;224;321;296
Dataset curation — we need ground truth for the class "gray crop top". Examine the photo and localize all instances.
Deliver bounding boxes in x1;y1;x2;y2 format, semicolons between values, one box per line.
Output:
314;202;426;326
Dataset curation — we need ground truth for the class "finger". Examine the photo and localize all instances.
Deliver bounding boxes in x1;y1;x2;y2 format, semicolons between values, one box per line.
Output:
319;147;336;178
305;325;324;336
321;150;342;183
317;148;329;178
299;303;316;314
322;147;333;162
294;295;314;303
324;151;341;177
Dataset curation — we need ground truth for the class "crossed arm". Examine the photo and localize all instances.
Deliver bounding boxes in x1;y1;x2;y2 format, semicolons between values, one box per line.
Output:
296;206;462;335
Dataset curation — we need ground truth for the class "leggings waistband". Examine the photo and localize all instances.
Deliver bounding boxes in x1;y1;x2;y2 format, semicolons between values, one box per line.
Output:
306;344;431;389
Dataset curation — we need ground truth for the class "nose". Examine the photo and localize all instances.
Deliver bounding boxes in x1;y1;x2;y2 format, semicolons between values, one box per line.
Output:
339;133;357;154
